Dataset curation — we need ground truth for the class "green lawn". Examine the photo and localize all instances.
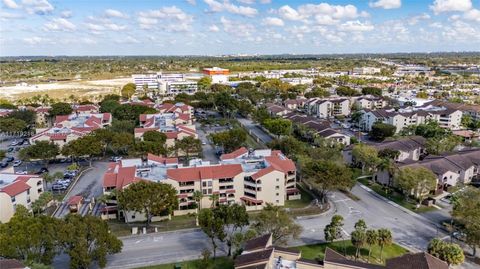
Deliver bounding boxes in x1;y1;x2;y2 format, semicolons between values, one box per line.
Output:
293;240;408;265
136;257;234;269
108;215;197;237
285;185;314;209
358;178;437;213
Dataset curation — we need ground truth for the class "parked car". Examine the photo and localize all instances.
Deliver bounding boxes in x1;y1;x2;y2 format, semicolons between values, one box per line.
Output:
15;170;28;175
35;167;49;174
7;147;14;152
0;162;8;168
12;160;22;167
6;156;14;162
110;156;122;162
9;141;18;146
52;184;67;191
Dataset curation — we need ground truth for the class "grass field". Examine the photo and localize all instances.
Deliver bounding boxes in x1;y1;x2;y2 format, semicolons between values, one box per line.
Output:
358;178;436;213
135;240;408;269
285;185;314;208
293;240;408;265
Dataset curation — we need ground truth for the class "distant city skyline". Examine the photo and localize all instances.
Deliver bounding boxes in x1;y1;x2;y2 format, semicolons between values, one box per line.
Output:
0;0;479;56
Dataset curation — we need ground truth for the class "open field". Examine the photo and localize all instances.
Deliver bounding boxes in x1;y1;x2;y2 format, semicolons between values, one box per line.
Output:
0;77;128;100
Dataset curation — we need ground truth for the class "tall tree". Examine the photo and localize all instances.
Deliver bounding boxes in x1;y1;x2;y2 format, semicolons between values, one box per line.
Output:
324;215;346;254
394;166;437;203
452;187;480;256
427;238;465;266
198;208;225;259
369;123;396;141
121;83;136;99
19;141;59;168
209;128;247;153
351;219;367;260
214;204;249;256
263;118;292;137
302;160;354;204
175;136;202;160
60;214;123;269
117;181;178;227
48;102;73;117
377;228;392;262
0;118;27;133
352;144;380;174
253;203;302;245
366;229;378;262
61;135;102;166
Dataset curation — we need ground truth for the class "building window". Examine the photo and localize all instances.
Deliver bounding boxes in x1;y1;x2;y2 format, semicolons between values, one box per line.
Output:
276;200;279;203
202;182;207;187
208;181;212;187
131;215;136;219
276;193;279;196
208;189;212;194
203;189;207;195
27;189;30;195
37;181;42;186
27;198;31;203
276;178;279;182
276;186;280;189
11;196;16;203
38;188;43;193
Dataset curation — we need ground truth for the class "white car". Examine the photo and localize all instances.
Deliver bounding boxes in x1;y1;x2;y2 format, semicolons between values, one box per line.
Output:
15;170;28;175
13;160;22;167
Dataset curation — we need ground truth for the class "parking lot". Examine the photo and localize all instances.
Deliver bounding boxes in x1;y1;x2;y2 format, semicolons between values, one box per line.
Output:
0;136;30;170
195;121;233;163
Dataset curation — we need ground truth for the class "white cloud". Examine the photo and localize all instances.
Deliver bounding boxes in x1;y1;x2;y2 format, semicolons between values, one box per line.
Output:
117;36;140;44
262;17;284;26
369;0;401;9
338;20;374;32
43;18;76;32
441;20;479;41
464;9;480;22
186;0;196;5
407;13;430;25
0;11;24;19
260;0;271;3
204;0;258;17
137;6;193;30
60;10;72;18
23;36;44;45
104;23;127;31
237;0;254;4
105;9;127;19
81;37;97;45
209;24;220;32
279;3;364;23
2;0;20;9
220;16;255;37
21;0;53;15
430;0;472;14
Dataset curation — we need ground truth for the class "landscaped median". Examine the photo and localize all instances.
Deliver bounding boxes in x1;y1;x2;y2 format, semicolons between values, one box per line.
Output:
134;240;408;269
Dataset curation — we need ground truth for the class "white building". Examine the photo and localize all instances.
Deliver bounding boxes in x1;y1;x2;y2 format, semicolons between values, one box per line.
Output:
352;67;381;75
203;67;229;84
305;98;351;119
359;106;463;133
132;72;196;96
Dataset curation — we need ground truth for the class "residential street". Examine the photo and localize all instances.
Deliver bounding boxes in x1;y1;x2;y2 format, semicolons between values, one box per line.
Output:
237;117;274;144
53;182;477;269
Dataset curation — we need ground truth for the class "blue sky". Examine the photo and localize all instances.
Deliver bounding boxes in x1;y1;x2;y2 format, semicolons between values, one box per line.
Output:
0;0;479;56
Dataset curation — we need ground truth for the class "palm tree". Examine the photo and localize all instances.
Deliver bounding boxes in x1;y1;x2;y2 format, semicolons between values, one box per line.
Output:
366;229;378;262
377;228;392;262
210;193;219;208
192;190;203;226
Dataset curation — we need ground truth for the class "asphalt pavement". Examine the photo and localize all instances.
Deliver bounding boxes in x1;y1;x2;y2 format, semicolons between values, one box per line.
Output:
237;117;274;144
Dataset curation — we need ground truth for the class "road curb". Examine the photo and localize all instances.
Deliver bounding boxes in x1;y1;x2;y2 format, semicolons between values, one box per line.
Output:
118;227;202;239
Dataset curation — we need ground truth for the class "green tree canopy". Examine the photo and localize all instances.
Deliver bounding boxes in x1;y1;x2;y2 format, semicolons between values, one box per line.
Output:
121;83;136;99
452;187;480;256
394;166;437;202
48;102;73;117
427;238;465;266
263;118;292;137
117;181;178;226
19;141;59;167
369;123;396;141
61;135;102;166
0;117;27;133
209;128;247;153
253;203;302;245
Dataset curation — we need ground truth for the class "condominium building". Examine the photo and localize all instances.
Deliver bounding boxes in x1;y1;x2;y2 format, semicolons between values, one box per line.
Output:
305;98;351;119
423;100;480;121
352;67;381;75
0;173;44;223
354;96;388;110
101;148;300;222
131;72;197;96
203;67;229;84
359;106;462;133
30;113;112;147
234;234;448;269
134;112;197;149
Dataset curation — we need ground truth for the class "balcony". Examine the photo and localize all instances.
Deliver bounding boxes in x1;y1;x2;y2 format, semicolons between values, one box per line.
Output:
244;180;257;188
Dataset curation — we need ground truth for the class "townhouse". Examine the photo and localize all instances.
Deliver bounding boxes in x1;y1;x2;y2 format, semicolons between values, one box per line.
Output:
283;98;307;110
284;112;351;145
354;96;388;110
101;148;299;222
234;233;447;269
359;106;462;133
265;103;291;117
30;112;112;147
374;148;480;193
305;98;351;119
343;136;426;165
73;104;99;114
0;173;44;223
155;102;194;118
424;100;480;121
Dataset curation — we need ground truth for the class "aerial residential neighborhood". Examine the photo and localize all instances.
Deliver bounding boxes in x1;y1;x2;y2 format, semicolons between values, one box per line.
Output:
1;1;480;269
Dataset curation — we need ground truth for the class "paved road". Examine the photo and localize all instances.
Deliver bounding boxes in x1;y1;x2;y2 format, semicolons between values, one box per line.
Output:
237;117;274;145
53;161;109;218
65;183;473;269
195;122;219;163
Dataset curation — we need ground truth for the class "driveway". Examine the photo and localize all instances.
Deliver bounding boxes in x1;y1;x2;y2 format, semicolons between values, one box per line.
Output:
195;122;219;163
237;117;274;145
53;161;109;218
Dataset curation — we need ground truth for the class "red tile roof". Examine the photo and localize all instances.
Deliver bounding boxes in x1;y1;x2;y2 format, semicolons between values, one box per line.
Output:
251;166;276;180
220;147;248;160
103;166;139;190
68;195;83;205
167;164;243;182
0;180;31;197
240;196;263;204
147;153;178;165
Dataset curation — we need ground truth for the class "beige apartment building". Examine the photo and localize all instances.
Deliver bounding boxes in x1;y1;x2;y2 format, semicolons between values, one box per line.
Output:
306;98;351;119
102;148;300;222
0;173;44;223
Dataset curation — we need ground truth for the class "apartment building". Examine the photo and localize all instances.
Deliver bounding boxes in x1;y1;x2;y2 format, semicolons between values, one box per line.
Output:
234;234;447;269
131;72;197;96
424;100;480;121
352;67;381;75
73;104;99;114
354;96;388;110
203;67;229;84
34;107;50;127
30;113;112;147
374;148;480;193
0;173;44;223
134;112;197;149
283;98;307;110
359;106;462;133
155;102;194;118
102;148;299;222
265;103;291;117
343;136;426;165
305;98;351;119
